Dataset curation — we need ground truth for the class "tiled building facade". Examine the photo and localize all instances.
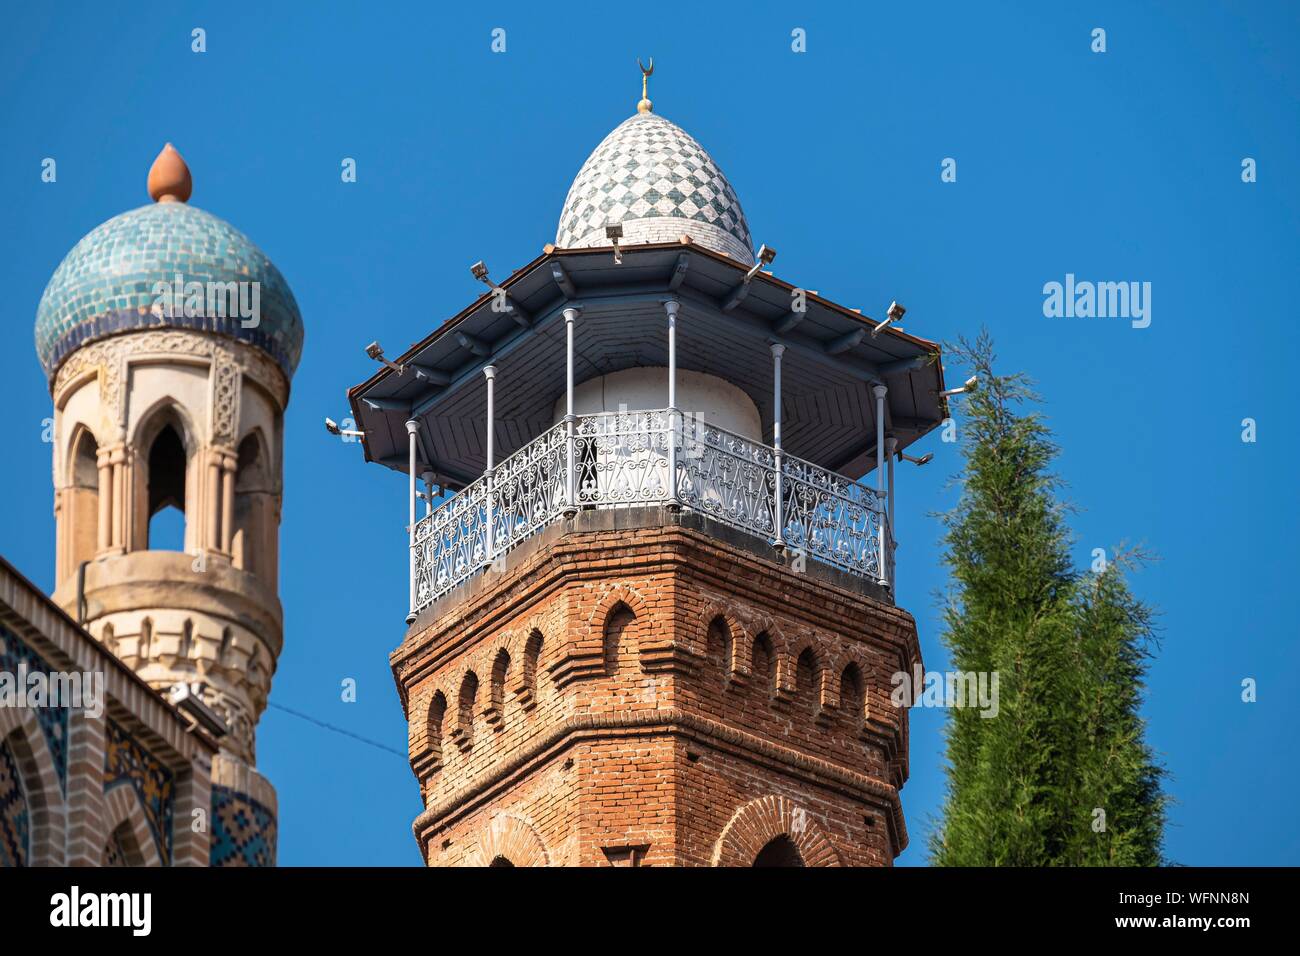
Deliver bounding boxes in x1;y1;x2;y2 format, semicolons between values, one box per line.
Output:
0;557;214;866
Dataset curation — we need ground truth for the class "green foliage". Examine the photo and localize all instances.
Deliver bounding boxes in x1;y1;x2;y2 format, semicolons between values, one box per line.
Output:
929;331;1166;866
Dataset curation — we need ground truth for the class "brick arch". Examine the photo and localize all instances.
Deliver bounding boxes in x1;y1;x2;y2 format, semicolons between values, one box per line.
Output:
408;687;449;776
837;657;868;726
467;813;550;867
745;617;786;699
711;795;842;867
699;603;749;680
759;621;800;697
486;646;512;728
0;705;67;866
587;584;655;665
452;669;480;752
513;624;548;710
586;585;655;643
101;784;162;867
780;634;832;717
407;690;433;757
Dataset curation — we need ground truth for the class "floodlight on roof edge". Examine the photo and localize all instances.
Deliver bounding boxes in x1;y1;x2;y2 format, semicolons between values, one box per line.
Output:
873;301;906;337
940;375;978;398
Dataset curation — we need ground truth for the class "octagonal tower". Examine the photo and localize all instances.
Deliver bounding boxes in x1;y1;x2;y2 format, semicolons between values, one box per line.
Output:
347;75;947;866
37;145;302;865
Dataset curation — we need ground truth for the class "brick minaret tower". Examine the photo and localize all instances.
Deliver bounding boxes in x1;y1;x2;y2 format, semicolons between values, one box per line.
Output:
347;75;948;866
37;145;302;865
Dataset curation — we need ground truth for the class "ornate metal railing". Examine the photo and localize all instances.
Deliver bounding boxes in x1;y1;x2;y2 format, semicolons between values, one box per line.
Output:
411;410;891;613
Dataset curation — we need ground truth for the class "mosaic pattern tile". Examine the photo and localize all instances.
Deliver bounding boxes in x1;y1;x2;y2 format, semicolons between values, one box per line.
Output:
0;738;29;868
103;826;128;866
556;112;754;264
35;202;304;381
104;717;173;865
210;784;276;867
0;624;68;795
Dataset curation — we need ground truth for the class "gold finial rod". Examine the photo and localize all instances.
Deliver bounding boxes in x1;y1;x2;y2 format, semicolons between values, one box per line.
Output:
637;57;654;113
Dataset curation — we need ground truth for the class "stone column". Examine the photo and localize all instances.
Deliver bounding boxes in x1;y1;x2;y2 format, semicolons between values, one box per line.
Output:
220;450;237;554
206;451;221;552
109;444;127;552
96;446;113;553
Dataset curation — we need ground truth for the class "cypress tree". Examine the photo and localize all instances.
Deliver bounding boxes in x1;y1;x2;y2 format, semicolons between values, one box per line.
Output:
1067;554;1167;865
928;332;1165;866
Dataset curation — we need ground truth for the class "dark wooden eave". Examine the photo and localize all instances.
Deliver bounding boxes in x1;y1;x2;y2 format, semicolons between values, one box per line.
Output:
346;240;949;490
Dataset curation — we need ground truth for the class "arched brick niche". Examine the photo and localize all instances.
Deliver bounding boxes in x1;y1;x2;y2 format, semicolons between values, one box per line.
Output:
464;813;550;867
711;795;842;867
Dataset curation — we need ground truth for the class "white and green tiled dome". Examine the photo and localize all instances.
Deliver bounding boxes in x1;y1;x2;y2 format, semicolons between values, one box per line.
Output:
556;108;754;265
35;146;303;383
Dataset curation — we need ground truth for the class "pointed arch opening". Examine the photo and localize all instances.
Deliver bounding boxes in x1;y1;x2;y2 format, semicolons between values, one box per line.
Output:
706;616;732;687
840;662;865;728
138;618;153;663
522;629;544;706
455;671;479;751
795;647;819;715
603;602;637;677
0;717;64;868
427;691;447;768
232;431;274;583
141;410;190;552
752;632;775;698
66;426;101;570
489;649;511;725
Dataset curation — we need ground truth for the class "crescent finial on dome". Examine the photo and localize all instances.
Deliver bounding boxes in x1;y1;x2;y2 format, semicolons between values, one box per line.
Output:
637;57;654;113
148;143;192;203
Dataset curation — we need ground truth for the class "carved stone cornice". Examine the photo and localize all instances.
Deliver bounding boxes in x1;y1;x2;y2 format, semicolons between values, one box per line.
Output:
52;329;289;423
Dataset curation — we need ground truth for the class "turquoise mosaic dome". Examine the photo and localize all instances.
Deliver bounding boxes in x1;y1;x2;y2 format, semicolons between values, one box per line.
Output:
35;202;304;381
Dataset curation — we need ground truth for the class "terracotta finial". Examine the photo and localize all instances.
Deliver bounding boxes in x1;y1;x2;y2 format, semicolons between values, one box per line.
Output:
148;143;192;203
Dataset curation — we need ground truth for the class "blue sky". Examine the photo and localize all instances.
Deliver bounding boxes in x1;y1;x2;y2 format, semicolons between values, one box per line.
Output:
1;1;1297;866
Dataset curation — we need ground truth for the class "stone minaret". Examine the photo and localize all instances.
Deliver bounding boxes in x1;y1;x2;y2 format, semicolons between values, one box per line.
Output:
347;75;948;866
37;145;304;865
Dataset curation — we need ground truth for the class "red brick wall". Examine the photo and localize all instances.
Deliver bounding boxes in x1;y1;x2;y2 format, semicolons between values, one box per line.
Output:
395;508;921;867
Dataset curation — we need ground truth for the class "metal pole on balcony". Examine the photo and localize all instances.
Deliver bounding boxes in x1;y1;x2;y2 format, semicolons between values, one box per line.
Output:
872;384;888;587
771;343;786;550
884;436;897;531
421;470;437;518
483;365;497;566
405;418;419;624
563;307;579;515
665;299;680;507
885;435;898;586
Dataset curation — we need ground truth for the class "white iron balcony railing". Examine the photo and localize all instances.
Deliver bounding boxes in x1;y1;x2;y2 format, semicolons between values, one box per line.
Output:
411;410;893;613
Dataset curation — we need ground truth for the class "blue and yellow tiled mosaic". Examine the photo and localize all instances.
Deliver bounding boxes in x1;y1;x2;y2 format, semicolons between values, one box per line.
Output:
104;717;174;865
0;738;29;868
210;784;276;867
0;624;68;796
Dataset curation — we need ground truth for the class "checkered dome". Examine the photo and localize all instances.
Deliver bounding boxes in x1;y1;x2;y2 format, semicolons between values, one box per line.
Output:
556;111;754;265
